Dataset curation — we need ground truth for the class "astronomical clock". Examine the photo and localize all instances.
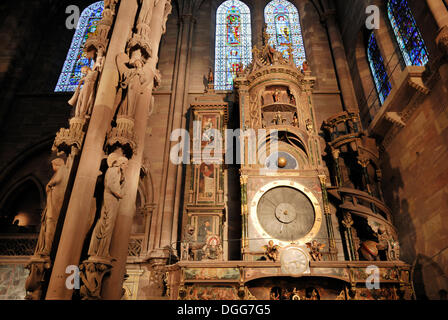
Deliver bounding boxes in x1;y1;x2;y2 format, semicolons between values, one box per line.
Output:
171;44;412;301
233;48;333;269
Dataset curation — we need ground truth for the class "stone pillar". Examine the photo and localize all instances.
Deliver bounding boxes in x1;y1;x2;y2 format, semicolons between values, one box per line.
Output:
101;0;171;300
326;13;359;113
426;0;448;29
149;0;197;257
45;0;139;300
428;0;448;83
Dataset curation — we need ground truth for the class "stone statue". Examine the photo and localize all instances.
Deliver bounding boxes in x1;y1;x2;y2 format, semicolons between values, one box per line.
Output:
306;240;326;261
116;49;149;118
79;261;111;300
35;156;73;256
68;66;98;118
262;240;280;262
88;153;128;258
137;0;154;25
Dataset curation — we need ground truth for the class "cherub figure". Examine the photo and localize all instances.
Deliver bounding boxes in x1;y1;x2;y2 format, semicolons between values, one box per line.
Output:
262;240;280;262
306;240;326;261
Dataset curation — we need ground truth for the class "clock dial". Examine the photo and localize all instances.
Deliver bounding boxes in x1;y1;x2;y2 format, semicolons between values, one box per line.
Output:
257;186;315;241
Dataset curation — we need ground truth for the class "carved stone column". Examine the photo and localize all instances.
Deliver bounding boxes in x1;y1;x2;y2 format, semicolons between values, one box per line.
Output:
426;0;448;31
427;0;448;85
45;0;139;300
101;0;172;300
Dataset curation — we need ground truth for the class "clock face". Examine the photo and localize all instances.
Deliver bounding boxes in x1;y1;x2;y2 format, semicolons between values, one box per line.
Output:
256;186;315;241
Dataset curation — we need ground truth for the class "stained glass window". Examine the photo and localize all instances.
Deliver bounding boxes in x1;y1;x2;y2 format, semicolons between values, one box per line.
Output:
367;32;392;105
55;1;104;92
214;0;252;91
264;0;306;68
387;0;429;66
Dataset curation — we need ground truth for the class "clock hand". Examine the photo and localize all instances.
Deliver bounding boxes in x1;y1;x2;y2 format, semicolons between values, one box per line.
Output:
263;197;278;208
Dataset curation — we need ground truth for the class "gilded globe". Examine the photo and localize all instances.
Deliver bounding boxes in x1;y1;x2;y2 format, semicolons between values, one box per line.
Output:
277;157;287;168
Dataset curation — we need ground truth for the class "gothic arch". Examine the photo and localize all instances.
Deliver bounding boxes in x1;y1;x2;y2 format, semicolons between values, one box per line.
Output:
0;175;44;233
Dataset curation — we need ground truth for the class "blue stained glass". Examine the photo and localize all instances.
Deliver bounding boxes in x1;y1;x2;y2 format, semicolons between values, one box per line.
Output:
55;1;104;92
367;32;392;105
215;0;252;91
387;0;429;67
264;0;306;68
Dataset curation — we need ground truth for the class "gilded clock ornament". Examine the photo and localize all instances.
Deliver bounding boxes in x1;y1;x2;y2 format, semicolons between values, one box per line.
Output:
280;246;310;276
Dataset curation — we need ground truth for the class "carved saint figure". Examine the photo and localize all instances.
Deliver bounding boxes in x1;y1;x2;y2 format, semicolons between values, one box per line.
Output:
36;156;72;256
273;89;280;102
88;153;128;258
302;60;309;72
306;240;326;261
273;111;283;125
68;66;98;118
207;68;214;84
306;119;314;133
262;240;280;262
291;113;299;127
116;49;149;118
202;235;222;260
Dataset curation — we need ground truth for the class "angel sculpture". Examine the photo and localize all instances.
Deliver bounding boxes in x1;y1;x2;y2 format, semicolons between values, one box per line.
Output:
262;240;281;262
115;49;149;118
306;240;326;261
